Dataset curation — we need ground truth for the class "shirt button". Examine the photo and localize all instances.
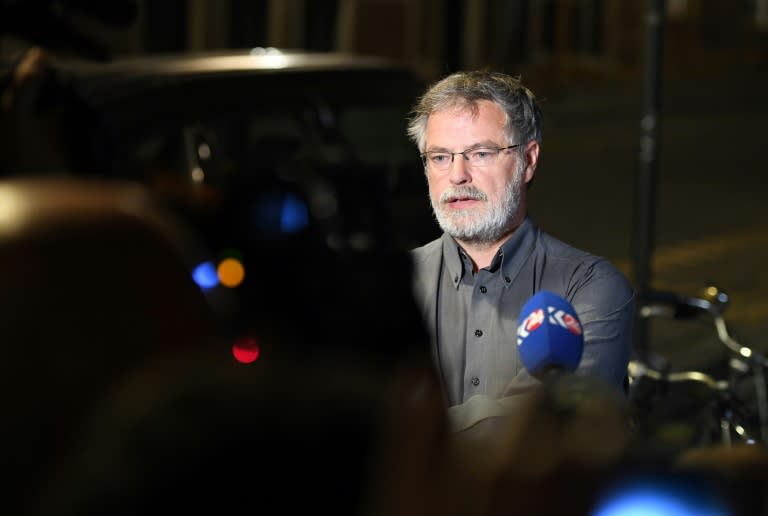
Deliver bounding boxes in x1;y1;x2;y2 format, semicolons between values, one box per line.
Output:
479;286;487;293
504;276;511;284
471;377;480;386
474;329;483;337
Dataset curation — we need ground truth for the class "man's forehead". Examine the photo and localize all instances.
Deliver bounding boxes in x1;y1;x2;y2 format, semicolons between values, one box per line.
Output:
434;98;485;116
426;100;507;134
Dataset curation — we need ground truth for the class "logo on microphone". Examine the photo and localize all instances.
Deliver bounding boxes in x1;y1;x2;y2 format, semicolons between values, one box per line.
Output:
517;305;583;345
548;306;583;336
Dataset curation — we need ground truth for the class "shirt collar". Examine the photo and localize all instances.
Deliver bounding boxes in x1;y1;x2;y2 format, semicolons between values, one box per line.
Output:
441;217;537;290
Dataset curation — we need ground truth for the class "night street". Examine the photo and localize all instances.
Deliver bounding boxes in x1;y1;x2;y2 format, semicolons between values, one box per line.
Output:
528;74;768;369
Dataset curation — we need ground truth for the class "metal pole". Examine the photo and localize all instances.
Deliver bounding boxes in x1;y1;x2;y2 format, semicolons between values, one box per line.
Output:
633;0;666;357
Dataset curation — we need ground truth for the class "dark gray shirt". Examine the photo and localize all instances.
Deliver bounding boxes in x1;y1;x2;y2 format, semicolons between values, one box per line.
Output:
411;218;634;430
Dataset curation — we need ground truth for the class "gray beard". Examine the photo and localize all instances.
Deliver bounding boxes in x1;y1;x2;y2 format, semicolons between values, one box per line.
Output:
430;163;524;245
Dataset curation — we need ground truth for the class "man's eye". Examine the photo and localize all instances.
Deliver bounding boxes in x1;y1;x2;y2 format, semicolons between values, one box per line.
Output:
430;154;450;163
470;149;496;161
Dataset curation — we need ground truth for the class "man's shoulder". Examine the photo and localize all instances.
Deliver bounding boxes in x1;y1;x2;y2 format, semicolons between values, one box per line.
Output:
537;229;597;261
535;229;632;293
409;237;444;308
538;230;614;268
410;237;443;263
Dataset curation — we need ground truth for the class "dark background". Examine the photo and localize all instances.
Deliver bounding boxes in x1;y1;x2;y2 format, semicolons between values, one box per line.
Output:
2;0;767;368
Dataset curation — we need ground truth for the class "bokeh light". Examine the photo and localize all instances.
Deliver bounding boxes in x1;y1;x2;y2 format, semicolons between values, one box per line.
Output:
232;337;260;364
280;192;309;233
192;261;219;290
250;191;309;236
217;257;245;288
592;479;731;516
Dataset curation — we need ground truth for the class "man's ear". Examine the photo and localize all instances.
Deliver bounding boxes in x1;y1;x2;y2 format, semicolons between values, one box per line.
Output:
523;140;540;185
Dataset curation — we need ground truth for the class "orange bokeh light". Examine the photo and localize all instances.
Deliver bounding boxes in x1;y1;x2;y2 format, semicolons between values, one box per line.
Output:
218;257;245;288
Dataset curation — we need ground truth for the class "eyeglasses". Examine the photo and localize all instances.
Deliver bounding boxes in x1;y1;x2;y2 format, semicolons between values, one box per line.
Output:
420;144;522;171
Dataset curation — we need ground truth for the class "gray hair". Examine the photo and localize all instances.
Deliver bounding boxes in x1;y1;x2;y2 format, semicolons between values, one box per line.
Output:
407;71;543;153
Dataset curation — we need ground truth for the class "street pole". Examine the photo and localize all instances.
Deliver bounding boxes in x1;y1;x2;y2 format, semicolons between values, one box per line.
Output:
633;0;666;357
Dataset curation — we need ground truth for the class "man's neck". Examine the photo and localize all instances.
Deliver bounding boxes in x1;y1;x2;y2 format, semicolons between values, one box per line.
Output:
456;225;519;272
450;207;528;271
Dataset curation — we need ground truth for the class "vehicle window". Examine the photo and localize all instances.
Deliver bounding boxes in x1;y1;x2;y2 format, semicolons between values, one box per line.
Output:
247;112;303;147
338;104;414;168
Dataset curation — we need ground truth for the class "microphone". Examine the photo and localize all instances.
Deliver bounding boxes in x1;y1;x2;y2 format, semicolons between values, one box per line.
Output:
513;292;632;473
516;290;584;378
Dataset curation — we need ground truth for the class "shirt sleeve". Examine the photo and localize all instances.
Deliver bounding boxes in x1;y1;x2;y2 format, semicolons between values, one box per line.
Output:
569;260;635;392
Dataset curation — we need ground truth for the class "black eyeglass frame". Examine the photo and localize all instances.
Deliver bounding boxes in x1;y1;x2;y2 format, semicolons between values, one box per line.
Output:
419;143;523;169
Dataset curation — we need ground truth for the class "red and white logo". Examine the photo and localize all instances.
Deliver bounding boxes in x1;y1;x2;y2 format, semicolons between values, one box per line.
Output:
547;306;583;336
517;306;582;345
516;308;545;344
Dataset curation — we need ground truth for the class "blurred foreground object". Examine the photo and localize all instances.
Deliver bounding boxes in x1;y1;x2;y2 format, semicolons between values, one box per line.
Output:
0;177;214;514
589;444;768;516
41;354;452;516
676;444;768;515
0;0;138;60
453;376;633;516
0;46;72;174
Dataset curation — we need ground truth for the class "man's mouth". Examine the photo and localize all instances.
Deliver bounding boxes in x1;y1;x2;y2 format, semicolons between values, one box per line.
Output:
446;195;478;204
442;192;485;206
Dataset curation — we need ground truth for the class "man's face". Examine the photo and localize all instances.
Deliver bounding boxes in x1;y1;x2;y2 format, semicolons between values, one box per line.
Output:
424;100;533;245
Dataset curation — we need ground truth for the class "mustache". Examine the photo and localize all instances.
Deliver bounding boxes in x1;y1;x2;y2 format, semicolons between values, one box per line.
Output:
439;186;488;204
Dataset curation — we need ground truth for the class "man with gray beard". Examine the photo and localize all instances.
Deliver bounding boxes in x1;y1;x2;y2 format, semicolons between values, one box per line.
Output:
407;71;634;436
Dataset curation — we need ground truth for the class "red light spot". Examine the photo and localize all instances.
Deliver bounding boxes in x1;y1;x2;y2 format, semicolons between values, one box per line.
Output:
232;337;260;363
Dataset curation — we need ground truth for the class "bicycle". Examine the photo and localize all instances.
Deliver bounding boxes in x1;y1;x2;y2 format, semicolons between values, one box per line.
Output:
627;285;768;452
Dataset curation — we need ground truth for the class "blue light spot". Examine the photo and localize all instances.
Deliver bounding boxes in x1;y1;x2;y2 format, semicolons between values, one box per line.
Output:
592;481;731;516
192;261;219;290
250;190;309;236
280;193;308;233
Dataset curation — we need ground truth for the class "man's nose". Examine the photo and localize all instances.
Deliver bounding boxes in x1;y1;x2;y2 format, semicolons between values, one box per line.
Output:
449;154;471;184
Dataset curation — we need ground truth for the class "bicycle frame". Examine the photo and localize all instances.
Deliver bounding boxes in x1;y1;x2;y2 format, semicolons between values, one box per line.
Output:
630;285;768;446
